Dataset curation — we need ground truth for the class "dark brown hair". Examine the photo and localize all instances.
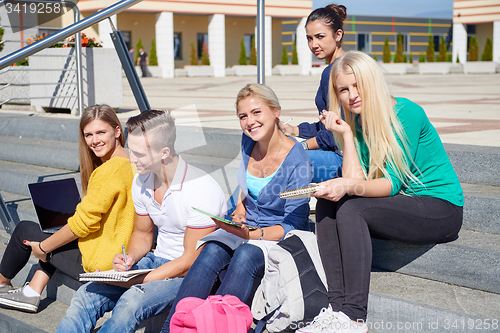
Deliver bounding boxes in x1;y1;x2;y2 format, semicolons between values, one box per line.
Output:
126;110;177;155
306;4;347;41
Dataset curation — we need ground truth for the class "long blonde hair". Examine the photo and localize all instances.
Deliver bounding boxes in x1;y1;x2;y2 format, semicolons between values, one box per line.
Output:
79;105;125;195
328;51;418;190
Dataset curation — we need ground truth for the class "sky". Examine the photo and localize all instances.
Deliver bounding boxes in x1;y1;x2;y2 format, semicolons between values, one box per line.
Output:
313;0;454;19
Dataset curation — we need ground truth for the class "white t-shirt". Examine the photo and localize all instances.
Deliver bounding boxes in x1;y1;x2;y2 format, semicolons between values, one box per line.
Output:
132;155;226;260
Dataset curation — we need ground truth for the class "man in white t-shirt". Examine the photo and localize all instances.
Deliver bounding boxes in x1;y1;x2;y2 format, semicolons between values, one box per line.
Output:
57;110;226;333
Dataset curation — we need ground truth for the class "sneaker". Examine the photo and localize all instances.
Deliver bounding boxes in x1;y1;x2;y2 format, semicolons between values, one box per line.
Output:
296;305;338;333
0;284;15;294
335;311;368;333
0;285;39;312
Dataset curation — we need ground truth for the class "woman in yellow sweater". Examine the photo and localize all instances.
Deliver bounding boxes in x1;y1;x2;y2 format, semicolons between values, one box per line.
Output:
0;105;135;313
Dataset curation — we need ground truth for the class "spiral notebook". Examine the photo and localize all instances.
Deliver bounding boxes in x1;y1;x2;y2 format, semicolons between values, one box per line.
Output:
279;184;323;199
79;269;154;282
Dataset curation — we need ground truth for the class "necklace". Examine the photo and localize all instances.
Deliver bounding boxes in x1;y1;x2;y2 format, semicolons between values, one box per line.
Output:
258;136;284;177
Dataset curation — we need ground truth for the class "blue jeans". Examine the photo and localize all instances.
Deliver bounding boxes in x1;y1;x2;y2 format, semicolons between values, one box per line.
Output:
160;241;265;333
307;149;343;183
56;252;183;333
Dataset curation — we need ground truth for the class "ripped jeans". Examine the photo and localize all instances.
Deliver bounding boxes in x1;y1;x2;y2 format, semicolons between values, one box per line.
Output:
56;252;183;333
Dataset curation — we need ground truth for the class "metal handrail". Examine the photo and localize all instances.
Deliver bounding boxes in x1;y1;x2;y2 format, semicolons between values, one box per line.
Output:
0;0;84;114
0;0;142;69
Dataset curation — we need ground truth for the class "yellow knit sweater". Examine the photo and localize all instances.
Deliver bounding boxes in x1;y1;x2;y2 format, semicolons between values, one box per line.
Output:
67;157;135;273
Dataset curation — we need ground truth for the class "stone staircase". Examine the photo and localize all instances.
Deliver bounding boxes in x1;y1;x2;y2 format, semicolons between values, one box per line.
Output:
0;112;499;332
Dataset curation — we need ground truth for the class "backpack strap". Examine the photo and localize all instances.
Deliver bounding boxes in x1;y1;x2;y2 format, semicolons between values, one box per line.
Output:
251;305;282;333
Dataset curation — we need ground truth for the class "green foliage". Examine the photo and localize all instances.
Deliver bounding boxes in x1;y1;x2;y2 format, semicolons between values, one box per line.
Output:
15;58;29;66
403;53;407;63
291;39;298;65
149;38;158;66
249;36;257;66
481;37;493;61
446;54;452;62
382;37;391;63
395;33;404;63
238;38;247;65
456;54;460;63
419;53;425;63
135;38;144;64
0;21;4;52
408;53;412;63
468;36;478;61
280;46;289;65
426;35;435;62
438;36;447;62
373;54;378;61
200;41;210;65
189;43;198;65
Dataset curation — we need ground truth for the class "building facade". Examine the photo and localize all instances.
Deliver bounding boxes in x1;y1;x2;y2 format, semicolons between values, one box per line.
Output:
452;0;500;63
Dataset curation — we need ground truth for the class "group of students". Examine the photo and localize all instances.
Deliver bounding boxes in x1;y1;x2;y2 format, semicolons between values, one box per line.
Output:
0;4;463;333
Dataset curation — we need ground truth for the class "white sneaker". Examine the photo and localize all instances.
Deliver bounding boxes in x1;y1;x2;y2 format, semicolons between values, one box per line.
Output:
296;305;338;333
335;311;368;333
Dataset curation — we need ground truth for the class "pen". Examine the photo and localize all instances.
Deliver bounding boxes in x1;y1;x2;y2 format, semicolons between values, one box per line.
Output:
283;118;293;125
122;245;128;270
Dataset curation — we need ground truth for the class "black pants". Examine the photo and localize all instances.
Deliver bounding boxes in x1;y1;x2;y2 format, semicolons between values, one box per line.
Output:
315;195;463;322
0;221;83;281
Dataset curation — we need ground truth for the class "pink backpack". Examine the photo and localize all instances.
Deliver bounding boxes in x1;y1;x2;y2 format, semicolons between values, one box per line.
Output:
170;295;253;333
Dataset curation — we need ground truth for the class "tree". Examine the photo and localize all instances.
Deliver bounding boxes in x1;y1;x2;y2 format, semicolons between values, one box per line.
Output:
403;53;407;63
149;38;158;66
135;38;144;64
426;35;435;62
249;36;257;65
291;39;299;65
408;52;412;63
280;46;289;65
419;53;425;63
189;43;198;65
200;41;210;65
481;37;493;61
437;36;447;62
395;33;404;63
382;37;391;63
238;38;247;65
373;54;378;61
468;36;478;61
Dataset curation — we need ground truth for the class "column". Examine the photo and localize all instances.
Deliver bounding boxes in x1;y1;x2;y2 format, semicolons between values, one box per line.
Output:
296;17;312;75
208;14;226;77
265;16;272;76
156;12;174;78
493;21;500;63
452;23;467;64
98;15;116;48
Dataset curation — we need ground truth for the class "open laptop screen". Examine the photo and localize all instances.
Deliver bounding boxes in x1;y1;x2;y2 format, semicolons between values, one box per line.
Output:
28;178;81;232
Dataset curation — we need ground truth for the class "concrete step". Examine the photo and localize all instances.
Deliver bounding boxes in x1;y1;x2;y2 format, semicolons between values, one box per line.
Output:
0;160;80;197
0;134;79;171
462;183;500;234
0;113;79;143
371;228;500;294
445;143;500;187
368;271;500;333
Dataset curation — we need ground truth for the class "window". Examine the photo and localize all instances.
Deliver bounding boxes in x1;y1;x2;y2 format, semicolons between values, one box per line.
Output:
357;33;370;53
197;33;208;59
244;34;254;59
121;31;132;50
174;32;182;60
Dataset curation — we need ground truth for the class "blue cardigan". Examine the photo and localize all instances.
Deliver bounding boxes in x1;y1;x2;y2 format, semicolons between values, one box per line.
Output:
237;134;312;239
297;63;338;151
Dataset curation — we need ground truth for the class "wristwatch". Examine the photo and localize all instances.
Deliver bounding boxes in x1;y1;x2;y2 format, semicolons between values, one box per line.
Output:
301;140;308;150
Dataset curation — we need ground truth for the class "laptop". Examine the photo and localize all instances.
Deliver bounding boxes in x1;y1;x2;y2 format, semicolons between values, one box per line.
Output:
28;178;81;234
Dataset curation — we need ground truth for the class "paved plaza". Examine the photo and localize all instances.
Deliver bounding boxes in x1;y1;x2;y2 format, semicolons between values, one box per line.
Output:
118;72;500;148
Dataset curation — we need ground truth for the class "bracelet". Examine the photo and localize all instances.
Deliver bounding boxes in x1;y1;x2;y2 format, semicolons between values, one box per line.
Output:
39;242;47;254
301;140;308;150
257;227;264;240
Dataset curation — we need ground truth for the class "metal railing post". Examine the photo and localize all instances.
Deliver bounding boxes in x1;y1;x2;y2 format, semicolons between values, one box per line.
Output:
0;0;143;69
257;0;265;84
